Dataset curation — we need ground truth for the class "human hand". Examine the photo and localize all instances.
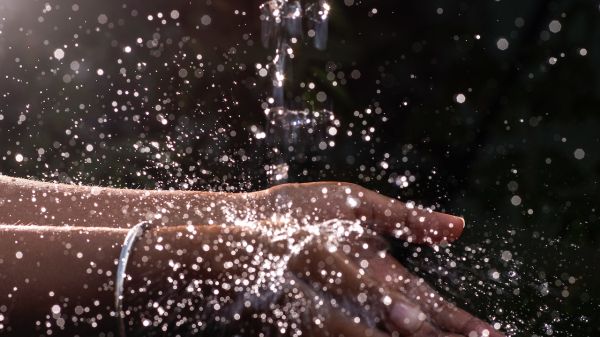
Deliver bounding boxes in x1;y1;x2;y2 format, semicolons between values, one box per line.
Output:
248;182;504;336
0;177;463;240
123;215;502;337
254;181;465;244
0;177;503;336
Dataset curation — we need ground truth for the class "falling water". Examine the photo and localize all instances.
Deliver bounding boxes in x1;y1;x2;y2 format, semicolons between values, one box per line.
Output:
259;0;335;184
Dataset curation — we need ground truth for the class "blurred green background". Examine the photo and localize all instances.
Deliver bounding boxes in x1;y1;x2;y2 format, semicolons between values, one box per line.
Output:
0;0;598;335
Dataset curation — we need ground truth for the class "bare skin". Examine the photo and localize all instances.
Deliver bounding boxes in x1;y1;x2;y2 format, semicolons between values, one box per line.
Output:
0;176;462;243
0;176;504;337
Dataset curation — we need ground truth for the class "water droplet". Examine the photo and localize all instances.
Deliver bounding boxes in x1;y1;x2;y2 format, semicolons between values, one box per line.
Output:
496;38;509;51
97;14;108;24
53;48;65;60
316;91;327;102
510;195;522;206
574;148;585;160
501;251;512;261
548;20;561;33
201;15;212;26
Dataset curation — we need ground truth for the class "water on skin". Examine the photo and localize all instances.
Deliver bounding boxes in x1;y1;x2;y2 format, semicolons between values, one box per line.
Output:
123;218;383;337
0;1;589;335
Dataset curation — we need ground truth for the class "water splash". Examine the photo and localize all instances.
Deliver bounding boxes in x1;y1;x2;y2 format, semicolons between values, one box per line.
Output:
392;227;590;337
123;218;388;337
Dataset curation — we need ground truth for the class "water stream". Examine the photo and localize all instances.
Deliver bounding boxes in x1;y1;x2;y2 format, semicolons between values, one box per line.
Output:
259;0;334;184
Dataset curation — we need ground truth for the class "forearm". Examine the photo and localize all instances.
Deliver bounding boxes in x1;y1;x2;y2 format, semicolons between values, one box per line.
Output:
0;175;262;228
0;225;126;335
0;224;213;336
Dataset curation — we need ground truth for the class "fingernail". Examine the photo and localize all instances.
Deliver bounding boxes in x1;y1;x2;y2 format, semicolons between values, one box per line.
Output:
449;216;465;229
447;216;465;242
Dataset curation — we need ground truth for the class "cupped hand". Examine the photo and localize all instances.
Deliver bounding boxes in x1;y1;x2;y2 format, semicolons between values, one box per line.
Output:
124;217;502;337
253;182;503;336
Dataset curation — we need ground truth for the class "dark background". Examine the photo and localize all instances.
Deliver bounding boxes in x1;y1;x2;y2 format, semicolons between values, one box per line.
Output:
0;0;598;335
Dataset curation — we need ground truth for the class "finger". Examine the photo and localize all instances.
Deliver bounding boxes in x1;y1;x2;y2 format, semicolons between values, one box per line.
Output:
379;283;462;337
366;254;505;337
319;310;392;337
289;240;436;335
457;316;505;337
349;184;464;244
390;318;450;337
295;241;474;337
290;272;391;337
266;182;464;245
